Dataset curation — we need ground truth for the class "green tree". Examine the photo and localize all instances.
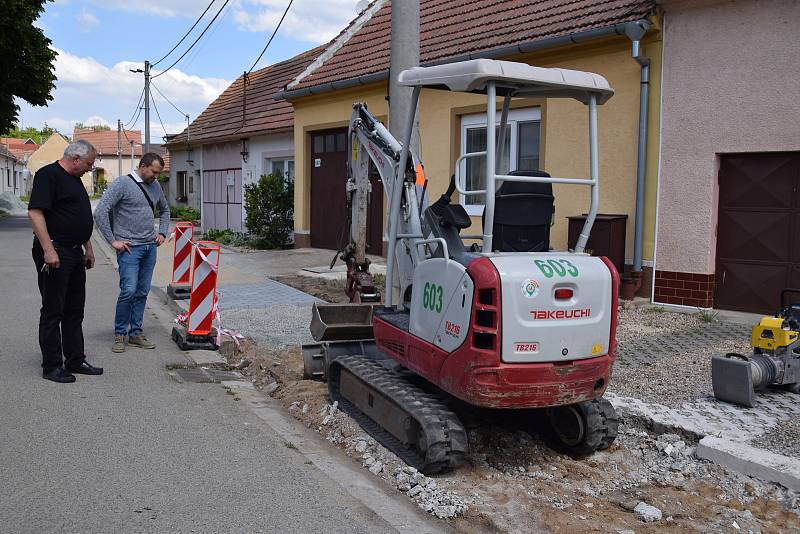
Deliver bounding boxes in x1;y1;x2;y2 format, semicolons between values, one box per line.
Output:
74;122;111;131
244;172;294;249
0;1;56;133
2;123;55;144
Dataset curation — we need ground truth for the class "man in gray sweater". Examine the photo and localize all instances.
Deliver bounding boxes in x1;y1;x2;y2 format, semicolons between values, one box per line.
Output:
94;153;170;353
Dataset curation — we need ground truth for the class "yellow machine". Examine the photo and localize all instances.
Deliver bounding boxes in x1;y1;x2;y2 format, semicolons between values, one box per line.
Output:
712;289;800;407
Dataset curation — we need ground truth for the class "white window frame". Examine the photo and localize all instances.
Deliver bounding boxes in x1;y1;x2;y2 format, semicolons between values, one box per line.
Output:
265;157;295;181
459;107;541;216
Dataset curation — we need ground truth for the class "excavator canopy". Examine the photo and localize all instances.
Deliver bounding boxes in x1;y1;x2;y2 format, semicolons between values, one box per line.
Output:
398;58;614;105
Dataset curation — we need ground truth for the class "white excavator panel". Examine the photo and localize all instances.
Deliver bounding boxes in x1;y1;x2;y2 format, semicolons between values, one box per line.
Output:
410;258;474;352
489;254;613;363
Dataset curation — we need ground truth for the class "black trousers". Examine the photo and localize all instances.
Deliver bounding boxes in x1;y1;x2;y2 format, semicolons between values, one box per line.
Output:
32;240;86;371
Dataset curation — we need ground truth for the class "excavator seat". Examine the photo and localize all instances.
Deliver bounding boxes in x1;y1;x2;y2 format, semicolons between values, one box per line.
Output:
484;169;554;252
441;203;472;230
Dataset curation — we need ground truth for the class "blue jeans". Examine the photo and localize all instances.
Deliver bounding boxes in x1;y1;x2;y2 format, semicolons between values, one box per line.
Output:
115;243;157;337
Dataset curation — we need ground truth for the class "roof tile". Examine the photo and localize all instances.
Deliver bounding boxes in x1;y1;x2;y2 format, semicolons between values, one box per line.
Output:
289;0;656;92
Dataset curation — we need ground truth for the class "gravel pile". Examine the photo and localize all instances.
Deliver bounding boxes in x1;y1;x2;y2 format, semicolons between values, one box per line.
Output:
750;419;800;458
220;304;315;350
612;306;751;404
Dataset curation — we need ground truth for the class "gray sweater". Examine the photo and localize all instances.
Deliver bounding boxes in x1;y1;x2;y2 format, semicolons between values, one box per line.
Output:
94;173;170;245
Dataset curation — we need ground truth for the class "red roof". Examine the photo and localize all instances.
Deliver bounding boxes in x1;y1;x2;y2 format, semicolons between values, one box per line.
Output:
287;0;656;93
73;129;143;156
0;137;39;159
167;46;324;147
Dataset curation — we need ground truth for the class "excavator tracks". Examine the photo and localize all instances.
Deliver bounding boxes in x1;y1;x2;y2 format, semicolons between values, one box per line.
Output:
328;354;468;474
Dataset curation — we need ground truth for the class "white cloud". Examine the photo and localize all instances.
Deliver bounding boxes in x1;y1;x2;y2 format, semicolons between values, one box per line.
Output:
20;48;230;136
76;8;99;31
233;0;363;44
88;0;213;18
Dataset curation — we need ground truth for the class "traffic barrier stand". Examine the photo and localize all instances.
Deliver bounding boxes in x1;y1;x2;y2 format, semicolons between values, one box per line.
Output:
166;221;194;300
172;240;220;351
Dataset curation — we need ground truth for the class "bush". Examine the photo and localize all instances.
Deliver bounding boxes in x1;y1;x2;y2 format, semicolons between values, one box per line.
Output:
203;228;248;247
96;175;107;193
244;172;294;249
169;204;199;221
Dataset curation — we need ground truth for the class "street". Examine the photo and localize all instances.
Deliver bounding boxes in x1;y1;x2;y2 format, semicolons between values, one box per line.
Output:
0;214;397;533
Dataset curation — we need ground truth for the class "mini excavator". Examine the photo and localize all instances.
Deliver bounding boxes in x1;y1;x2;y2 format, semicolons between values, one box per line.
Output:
303;59;620;473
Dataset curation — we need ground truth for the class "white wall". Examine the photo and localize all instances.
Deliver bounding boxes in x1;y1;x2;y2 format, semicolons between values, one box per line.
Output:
168;148;203;211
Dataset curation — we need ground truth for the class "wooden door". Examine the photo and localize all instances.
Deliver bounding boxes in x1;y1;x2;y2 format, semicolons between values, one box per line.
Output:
310;129;348;250
715;153;800;313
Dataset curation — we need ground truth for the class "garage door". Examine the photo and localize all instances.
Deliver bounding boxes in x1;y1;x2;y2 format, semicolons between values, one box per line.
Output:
202;168;242;232
715;153;800;313
310;129;383;252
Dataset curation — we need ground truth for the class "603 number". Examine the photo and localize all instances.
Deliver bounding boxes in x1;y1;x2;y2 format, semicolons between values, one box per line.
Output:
535;259;579;278
422;282;443;313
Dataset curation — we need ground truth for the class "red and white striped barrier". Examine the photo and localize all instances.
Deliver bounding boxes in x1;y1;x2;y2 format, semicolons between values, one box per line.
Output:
186;241;220;336
171;222;194;285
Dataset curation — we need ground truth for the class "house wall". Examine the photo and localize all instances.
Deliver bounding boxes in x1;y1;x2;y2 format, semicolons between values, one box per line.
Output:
168;147;202;211
656;0;800;279
0;155;25;196
290;34;662;274
244;133;294;187
27;134;69;187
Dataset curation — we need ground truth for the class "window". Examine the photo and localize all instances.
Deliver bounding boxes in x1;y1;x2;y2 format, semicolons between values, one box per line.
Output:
188;172;194;194
459;108;541;215
264;158;295;181
6;168;10;187
176;171;188;201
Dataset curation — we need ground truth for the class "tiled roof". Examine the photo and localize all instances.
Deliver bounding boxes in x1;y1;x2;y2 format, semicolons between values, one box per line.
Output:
73;129;143;156
288;0;656;93
167;46;324;147
0;137;39;159
0;144;18;161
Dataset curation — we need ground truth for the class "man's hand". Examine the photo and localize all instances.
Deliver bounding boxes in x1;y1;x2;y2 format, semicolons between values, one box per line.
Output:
112;240;132;253
155;233;166;247
43;247;60;269
84;248;95;269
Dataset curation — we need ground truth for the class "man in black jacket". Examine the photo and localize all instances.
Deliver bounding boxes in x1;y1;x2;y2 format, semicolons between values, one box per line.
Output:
28;140;104;383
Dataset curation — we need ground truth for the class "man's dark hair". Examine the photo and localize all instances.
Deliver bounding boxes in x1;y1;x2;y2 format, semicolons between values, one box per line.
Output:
139;153;165;168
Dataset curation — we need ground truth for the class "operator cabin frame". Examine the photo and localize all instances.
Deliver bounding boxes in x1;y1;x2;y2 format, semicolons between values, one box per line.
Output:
382;59;615;308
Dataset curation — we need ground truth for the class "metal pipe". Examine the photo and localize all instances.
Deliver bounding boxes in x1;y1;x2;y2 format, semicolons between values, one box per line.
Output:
385;86;421;308
631;38;650;273
482;82;497;252
496;94;511;172
575;95;599;253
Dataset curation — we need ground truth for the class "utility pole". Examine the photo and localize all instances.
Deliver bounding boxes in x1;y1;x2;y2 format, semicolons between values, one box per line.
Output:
388;0;419;152
130;140;135;171
117;119;122;178
129;61;151;153
144;60;151;153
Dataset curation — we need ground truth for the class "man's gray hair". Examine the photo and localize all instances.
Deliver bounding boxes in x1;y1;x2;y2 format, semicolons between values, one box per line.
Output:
63;139;96;160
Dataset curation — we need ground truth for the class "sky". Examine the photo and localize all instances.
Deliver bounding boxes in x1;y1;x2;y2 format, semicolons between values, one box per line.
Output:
17;0;367;141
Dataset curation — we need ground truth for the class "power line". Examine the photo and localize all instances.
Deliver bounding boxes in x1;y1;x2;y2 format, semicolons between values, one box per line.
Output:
247;0;294;74
151;0;231;80
151;81;188;118
151;0;218;67
150;92;169;140
124;87;145;128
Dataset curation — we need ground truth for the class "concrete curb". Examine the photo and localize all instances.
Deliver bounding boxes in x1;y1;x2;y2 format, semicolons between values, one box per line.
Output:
222;380;450;534
608;393;800;491
697;436;800;492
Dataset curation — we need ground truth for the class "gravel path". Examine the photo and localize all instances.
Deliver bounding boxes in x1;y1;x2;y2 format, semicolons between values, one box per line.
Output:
750;419;800;458
221;303;317;350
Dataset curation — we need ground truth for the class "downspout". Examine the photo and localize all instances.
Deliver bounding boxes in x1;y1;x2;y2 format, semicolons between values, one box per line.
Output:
625;20;652;296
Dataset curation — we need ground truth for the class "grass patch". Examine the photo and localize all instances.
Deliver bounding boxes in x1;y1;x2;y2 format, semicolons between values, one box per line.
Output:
284;441;298;450
165;362;191;370
696;308;719;323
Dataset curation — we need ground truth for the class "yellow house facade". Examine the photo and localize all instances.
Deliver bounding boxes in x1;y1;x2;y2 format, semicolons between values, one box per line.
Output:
27;133;71;189
281;1;661;295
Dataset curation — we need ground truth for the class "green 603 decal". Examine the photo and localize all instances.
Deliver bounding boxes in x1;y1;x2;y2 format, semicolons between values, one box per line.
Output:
535;259;579;278
422;282;443;312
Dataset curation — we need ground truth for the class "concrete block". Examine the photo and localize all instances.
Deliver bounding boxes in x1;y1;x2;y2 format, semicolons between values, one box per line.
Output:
186;350;226;367
696;436;800;491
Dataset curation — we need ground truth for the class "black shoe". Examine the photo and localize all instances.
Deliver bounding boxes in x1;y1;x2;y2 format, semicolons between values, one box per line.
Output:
43;368;76;383
66;361;104;375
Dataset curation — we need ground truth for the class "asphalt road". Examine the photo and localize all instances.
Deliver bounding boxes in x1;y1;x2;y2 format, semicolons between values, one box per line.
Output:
0;214;394;533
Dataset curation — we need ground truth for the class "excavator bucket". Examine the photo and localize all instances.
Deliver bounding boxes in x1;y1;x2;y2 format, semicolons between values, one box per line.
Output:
309;302;376;342
711;353;756;407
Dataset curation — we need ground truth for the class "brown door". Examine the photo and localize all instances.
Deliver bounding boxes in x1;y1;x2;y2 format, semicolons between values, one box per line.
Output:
310;129;348;249
715;153;800;313
365;165;384;255
310;128;385;253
